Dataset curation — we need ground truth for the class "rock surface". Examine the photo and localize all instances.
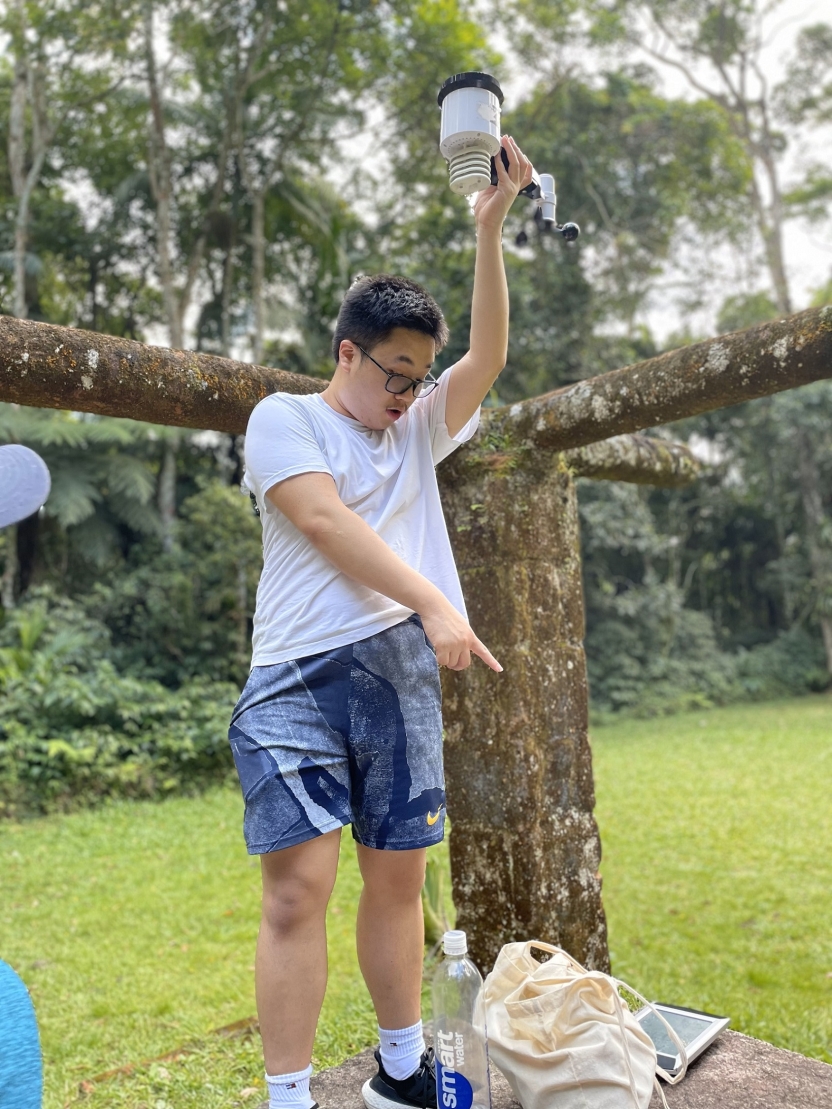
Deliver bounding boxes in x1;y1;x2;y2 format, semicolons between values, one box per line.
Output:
258;1031;832;1109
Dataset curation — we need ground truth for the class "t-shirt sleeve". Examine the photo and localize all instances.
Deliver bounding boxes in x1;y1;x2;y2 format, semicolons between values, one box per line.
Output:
423;363;481;466
243;395;333;512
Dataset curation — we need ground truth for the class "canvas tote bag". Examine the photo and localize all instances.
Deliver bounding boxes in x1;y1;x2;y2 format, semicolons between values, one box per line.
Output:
483;941;687;1109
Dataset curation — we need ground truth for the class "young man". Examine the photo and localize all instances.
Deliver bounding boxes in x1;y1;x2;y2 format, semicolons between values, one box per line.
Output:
230;135;533;1109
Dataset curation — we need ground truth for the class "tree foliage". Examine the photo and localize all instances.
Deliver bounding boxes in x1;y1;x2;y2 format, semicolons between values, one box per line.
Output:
497;0;832;317
86;481;263;687
0;588;237;816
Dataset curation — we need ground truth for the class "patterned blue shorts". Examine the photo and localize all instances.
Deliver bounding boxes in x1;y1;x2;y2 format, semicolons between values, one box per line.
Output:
228;616;446;854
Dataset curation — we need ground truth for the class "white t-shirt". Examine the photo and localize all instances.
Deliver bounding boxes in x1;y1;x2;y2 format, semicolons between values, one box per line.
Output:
243;366;479;666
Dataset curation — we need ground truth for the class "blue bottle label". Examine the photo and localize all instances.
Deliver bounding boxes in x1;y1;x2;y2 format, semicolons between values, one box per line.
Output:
436;1063;474;1109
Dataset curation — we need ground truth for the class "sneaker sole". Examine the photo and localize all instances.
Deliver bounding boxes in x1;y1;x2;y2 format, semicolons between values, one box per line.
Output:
362;1077;424;1109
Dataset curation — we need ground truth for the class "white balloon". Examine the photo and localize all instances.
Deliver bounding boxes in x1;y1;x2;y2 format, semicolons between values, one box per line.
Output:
0;445;52;529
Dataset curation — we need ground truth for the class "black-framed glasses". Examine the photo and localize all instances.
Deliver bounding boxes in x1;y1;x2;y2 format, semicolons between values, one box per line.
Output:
357;345;438;398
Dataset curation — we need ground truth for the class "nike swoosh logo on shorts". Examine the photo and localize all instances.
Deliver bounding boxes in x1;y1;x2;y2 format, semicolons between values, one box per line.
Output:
426;809;441;826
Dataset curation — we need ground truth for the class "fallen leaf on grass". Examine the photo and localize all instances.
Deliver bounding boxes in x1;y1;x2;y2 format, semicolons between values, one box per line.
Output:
240;1088;260;1099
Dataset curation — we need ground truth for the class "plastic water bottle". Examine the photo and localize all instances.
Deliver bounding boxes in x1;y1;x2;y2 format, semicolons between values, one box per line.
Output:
432;929;492;1109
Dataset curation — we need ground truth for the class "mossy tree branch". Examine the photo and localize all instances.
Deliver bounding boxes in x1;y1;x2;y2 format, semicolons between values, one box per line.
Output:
479;306;832;453
2;309;828;468
0;316;324;433
565;434;699;486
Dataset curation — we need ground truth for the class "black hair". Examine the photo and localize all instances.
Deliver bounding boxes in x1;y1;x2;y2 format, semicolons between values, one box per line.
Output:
331;273;449;363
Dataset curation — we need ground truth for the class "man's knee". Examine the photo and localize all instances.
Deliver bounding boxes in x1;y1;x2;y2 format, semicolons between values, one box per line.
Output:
261;874;330;935
260;833;340;935
359;846;426;903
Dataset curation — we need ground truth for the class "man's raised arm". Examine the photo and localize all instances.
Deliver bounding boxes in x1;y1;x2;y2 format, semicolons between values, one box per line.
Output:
444;135;533;438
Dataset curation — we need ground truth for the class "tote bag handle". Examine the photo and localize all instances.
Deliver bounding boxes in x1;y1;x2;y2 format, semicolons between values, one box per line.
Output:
521;941;589;975
611;976;689;1109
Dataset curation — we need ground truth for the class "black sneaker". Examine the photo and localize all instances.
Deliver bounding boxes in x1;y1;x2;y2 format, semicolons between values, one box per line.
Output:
362;1046;436;1109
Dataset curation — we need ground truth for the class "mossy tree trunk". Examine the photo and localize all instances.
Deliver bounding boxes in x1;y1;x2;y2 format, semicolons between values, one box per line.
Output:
437;445;609;973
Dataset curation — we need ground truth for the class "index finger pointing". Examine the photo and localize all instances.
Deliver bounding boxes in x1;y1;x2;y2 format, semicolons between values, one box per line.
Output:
471;636;503;673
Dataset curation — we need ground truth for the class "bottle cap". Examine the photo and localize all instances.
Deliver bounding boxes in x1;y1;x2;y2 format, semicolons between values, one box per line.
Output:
443;930;468;955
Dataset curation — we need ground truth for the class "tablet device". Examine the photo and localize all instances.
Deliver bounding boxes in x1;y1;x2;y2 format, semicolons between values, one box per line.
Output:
635;1003;730;1077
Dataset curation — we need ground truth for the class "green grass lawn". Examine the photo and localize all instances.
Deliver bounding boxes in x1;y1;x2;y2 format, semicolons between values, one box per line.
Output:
591;696;832;1065
0;696;829;1108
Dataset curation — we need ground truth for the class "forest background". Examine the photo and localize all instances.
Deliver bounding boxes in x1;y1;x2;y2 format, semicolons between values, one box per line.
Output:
1;0;831;815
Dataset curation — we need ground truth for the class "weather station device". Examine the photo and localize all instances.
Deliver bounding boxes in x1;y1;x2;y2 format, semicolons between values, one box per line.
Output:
437;71;580;242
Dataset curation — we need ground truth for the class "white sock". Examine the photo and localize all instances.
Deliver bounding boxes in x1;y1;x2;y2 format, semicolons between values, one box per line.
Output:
265;1064;315;1109
378;1020;426;1081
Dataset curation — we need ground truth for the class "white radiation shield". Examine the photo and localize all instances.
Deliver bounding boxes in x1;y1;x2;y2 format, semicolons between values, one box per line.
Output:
438;72;504;196
437;71;580;241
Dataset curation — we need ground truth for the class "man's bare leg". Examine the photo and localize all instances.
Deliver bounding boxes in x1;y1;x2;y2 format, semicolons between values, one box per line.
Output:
257;828;342;1076
355;844;427;1030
